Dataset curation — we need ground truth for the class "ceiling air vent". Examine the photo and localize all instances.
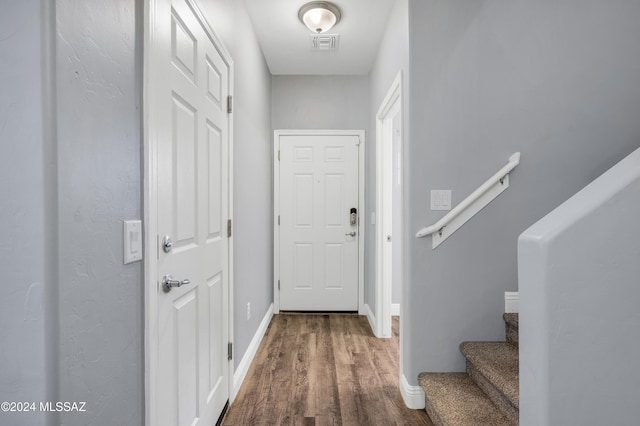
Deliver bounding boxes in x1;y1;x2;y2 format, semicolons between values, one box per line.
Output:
309;34;340;51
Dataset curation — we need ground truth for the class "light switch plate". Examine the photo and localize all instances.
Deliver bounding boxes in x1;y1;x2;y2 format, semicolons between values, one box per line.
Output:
430;190;452;211
124;220;143;264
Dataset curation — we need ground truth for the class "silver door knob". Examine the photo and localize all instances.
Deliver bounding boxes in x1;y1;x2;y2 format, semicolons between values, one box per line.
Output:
162;274;191;292
345;231;357;237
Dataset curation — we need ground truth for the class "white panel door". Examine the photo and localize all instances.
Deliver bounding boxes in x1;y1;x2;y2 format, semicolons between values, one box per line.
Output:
152;0;229;424
279;134;360;311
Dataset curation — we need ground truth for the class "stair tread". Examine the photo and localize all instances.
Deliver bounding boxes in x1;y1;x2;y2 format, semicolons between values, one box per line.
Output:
418;372;513;426
503;313;519;328
460;341;519;407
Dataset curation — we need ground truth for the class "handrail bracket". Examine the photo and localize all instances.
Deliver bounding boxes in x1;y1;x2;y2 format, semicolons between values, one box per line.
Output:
416;153;521;249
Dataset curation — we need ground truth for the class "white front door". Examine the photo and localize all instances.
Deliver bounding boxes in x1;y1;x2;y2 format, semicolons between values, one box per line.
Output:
148;0;230;424
277;132;361;311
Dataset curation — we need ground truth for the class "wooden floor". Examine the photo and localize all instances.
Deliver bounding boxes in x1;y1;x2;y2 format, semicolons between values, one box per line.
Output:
222;314;433;425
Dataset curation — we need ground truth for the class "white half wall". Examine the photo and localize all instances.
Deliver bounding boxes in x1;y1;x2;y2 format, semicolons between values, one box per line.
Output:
519;148;640;425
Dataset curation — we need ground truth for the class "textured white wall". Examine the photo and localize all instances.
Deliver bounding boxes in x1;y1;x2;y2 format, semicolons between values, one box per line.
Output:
519;148;640;425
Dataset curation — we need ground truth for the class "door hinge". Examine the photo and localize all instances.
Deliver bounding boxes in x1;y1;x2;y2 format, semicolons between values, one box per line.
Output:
278;150;280;161
227;219;232;238
227;95;233;114
278;280;280;290
278;215;280;226
228;342;233;360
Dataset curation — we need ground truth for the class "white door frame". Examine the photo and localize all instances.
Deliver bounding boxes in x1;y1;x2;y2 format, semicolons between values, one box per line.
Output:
273;129;366;314
143;1;235;424
375;72;403;338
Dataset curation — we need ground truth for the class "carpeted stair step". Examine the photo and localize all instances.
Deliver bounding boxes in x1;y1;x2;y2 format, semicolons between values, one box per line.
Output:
503;313;519;347
418;373;512;426
460;342;519;424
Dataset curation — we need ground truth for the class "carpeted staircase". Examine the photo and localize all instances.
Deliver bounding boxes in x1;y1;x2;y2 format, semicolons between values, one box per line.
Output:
418;313;519;425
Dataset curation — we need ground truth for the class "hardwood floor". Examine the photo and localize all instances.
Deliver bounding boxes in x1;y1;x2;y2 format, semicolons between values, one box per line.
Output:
222;314;433;425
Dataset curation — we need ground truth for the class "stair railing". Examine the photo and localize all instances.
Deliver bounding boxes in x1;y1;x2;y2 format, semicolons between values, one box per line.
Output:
416;152;521;248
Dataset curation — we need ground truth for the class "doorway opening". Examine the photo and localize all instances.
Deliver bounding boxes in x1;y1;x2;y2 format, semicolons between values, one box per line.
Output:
375;71;403;338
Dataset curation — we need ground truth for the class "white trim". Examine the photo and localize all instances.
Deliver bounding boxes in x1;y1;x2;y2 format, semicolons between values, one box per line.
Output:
273;135;280;312
144;1;234;424
505;292;519;313
375;72;403;338
364;303;377;336
366;304;400;336
273;129;366;314
231;304;274;402
400;374;426;409
142;3;158;425
391;303;400;316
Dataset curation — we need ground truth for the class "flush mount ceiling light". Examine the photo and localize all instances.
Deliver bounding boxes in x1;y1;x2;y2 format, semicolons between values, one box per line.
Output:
298;1;342;33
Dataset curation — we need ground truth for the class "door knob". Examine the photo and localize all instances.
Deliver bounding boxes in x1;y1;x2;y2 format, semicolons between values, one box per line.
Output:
345;231;357;237
162;274;191;292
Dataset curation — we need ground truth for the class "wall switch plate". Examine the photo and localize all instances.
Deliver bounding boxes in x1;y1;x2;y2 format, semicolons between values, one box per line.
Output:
430;190;452;211
124;220;143;264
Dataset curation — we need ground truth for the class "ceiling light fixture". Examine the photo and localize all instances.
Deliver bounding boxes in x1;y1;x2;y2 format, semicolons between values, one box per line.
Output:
298;1;341;34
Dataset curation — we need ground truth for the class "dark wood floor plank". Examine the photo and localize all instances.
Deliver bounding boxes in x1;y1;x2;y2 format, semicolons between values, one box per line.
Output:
222;314;433;426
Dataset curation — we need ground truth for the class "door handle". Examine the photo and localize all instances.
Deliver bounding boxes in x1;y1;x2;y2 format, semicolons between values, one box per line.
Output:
345;231;357;237
162;274;191;292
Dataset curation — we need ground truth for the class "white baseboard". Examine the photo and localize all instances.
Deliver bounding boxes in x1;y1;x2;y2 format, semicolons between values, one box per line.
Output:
391;303;400;316
231;303;273;401
400;373;425;409
364;303;377;336
505;292;519;313
365;303;400;336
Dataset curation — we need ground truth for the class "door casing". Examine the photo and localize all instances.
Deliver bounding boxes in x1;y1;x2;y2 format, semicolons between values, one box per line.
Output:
273;129;365;314
375;71;404;338
143;1;235;424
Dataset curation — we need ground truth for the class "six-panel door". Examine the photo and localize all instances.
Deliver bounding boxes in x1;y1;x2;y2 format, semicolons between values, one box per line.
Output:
279;134;360;311
155;0;230;424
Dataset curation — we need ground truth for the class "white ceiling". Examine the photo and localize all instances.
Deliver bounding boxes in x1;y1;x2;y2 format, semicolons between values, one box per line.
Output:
244;0;396;75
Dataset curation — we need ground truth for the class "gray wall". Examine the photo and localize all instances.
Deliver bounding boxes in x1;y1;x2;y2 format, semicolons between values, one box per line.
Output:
1;1;272;423
519;148;640;425
0;1;50;425
271;74;369;314
198;0;274;368
368;0;409;310
2;1;144;424
272;75;369;130
56;0;143;424
406;0;640;383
